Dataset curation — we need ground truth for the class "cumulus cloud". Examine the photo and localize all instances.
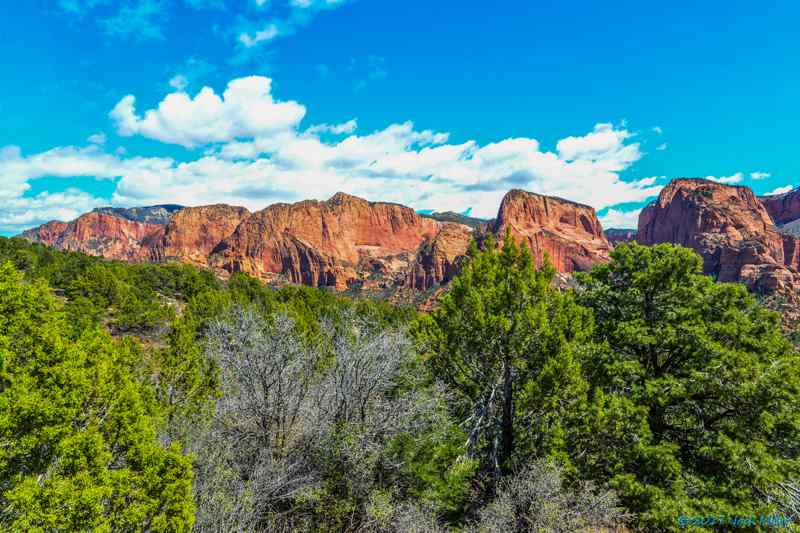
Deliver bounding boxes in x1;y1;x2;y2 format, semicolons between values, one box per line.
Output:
5;75;666;233
751;171;771;180
0;189;107;234
556;123;640;169
110;76;306;148
0;146;118;233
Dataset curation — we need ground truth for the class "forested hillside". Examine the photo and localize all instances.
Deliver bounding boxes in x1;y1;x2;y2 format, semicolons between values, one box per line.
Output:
2;235;800;532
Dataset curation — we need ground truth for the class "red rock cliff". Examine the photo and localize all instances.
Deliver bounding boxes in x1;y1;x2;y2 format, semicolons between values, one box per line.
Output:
23;212;164;262
407;222;474;290
492;189;612;272
760;188;800;226
638;178;800;293
21;189;620;295
209;192;443;290
151;205;251;266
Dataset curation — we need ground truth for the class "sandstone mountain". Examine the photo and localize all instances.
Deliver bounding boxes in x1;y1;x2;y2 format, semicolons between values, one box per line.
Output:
760;188;800;236
493;189;612;272
22;212;166;262
208;193;443;290
638;178;800;293
152;205;251;267
21;189;613;296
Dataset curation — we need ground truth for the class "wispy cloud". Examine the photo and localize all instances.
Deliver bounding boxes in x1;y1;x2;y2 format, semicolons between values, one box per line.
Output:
234;0;354;62
706;172;744;184
99;0;169;42
87;132;107;145
168;57;217;92
353;55;388;92
766;185;793;195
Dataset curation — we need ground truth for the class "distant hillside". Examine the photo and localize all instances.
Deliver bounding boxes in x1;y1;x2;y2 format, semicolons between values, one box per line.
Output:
779;219;800;237
93;205;184;225
604;228;637;244
419;211;490;229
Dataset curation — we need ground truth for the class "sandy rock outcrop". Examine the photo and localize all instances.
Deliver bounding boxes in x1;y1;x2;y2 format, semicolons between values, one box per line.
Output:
151;205;251;266
22;212;165;262
407;223;474;290
492;189;612;272
638;178;800;293
209;192;442;290
760;188;800;226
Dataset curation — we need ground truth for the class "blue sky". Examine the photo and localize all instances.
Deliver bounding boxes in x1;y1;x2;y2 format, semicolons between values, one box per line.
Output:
1;0;798;234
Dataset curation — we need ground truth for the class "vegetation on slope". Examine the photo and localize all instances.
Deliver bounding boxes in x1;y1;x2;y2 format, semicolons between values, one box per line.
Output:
1;235;799;531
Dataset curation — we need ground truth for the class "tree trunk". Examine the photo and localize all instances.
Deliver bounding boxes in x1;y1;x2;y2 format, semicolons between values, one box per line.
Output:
500;358;514;475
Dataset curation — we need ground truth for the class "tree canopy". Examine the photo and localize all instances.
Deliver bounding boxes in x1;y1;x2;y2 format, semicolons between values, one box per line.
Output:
0;262;195;531
2;235;800;531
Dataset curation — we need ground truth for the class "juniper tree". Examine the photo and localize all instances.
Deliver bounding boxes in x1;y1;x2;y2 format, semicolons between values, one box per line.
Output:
414;233;594;484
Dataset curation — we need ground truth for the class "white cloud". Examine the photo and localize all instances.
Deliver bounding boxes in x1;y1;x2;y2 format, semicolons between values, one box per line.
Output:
707;172;744;184
110;76;306;148
5;75;667;233
306;119;358;135
600;208;641;229
652;126;663;134
556;123;640;170
751;171;771;180
656;142;668;151
169;75;189;91
239;23;279;47
0;189;107;234
87;132;107;145
235;0;353;61
766;185;793;196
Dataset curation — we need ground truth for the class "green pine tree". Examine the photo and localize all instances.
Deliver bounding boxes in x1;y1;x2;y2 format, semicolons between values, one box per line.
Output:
0;262;195;531
414;233;594;485
576;243;800;530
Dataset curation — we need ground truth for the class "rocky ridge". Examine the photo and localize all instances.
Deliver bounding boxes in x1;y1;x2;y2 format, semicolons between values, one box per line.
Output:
21;190;613;297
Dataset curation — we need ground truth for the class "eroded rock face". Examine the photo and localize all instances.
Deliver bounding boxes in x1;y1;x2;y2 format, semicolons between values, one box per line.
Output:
408;223;474;290
760;189;800;226
22;220;69;247
493;189;612;272
209;193;443;290
152;205;251;267
20;189;619;298
638;178;800;293
22;212;165;262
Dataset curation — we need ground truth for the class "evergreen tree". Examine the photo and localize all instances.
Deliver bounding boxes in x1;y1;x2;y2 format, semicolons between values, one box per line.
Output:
0;262;195;531
576;243;800;530
414;234;593;484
